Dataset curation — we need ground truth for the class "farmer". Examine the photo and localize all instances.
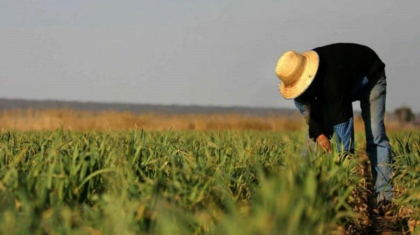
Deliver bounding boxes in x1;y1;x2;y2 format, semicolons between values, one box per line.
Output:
275;43;393;213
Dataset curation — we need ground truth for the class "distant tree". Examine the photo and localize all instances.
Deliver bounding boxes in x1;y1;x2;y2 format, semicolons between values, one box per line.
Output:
394;106;415;124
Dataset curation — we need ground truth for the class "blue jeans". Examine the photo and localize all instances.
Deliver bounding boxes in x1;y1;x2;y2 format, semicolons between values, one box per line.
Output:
353;72;393;202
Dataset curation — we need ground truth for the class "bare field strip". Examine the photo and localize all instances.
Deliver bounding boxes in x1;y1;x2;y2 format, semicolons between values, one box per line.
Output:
0;109;415;132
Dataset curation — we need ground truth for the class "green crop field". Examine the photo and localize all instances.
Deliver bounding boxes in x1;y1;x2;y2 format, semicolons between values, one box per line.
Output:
0;130;419;234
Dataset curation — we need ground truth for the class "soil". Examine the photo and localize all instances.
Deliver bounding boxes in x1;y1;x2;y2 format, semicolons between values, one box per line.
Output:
345;153;410;235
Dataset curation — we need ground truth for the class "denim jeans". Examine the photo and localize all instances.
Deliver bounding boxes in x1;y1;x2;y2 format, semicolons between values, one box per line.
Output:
353;73;393;202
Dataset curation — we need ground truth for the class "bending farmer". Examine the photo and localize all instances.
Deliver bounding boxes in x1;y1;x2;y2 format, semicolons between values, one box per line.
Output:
275;43;393;211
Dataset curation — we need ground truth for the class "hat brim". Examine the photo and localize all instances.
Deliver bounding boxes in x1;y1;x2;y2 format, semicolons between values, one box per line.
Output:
279;51;319;100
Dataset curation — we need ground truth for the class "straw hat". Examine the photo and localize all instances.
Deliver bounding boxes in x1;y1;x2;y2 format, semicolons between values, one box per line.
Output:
275;50;319;99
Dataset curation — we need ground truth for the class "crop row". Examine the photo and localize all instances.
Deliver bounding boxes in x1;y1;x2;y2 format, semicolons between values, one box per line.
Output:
0;130;416;234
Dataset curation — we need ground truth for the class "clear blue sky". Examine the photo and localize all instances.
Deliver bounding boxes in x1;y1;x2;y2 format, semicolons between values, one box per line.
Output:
1;1;419;111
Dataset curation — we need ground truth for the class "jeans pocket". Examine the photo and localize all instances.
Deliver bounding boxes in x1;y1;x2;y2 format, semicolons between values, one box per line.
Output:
369;77;387;102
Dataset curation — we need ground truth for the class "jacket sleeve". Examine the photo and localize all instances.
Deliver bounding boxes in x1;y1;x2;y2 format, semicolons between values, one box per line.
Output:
294;100;324;141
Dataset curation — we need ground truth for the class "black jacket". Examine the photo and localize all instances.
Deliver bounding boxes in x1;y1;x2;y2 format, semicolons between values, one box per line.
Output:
295;43;386;139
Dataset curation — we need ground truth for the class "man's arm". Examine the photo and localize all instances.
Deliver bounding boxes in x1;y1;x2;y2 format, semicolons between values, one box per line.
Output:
323;88;355;153
294;100;331;152
316;134;332;152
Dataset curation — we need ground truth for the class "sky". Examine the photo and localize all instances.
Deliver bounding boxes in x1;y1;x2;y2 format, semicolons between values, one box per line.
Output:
1;1;420;112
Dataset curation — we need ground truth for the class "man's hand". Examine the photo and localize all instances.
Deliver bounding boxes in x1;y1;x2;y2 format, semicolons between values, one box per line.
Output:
316;134;332;152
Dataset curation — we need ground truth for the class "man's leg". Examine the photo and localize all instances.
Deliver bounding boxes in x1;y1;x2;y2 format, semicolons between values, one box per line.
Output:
360;75;393;202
